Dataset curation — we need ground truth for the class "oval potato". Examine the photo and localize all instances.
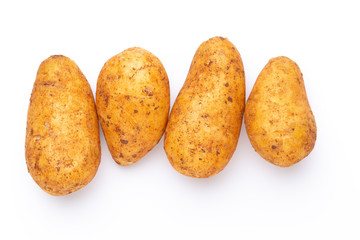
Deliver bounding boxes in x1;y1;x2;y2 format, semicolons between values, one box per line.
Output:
25;55;101;196
244;56;317;167
96;47;170;165
164;37;246;178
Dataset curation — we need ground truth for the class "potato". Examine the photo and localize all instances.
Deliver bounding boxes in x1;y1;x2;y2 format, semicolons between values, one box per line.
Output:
244;56;317;167
25;55;101;196
164;37;246;178
96;47;170;165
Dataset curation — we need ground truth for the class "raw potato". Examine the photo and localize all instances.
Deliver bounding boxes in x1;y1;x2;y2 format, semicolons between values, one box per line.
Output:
25;55;101;196
164;37;246;178
244;56;317;167
96;47;170;165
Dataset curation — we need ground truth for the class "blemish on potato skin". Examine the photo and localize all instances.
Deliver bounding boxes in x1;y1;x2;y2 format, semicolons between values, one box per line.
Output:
104;95;109;107
39;81;56;87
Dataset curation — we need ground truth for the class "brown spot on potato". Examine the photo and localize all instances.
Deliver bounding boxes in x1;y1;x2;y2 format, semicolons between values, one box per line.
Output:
225;82;229;87
104;95;109;107
227;97;233;102
143;87;153;96
120;139;128;144
272;145;277;149
134;109;138;113
205;60;214;67
39;81;56;87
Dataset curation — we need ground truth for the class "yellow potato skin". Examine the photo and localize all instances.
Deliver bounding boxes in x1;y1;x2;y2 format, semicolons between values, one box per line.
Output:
164;37;245;178
25;55;101;196
96;48;170;165
244;56;317;167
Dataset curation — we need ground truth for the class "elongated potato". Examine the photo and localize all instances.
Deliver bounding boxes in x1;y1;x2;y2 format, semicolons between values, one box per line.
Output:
96;47;170;165
244;56;317;167
164;37;245;178
25;55;101;196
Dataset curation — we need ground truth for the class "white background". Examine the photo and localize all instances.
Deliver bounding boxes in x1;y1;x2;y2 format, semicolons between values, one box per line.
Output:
1;0;359;239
